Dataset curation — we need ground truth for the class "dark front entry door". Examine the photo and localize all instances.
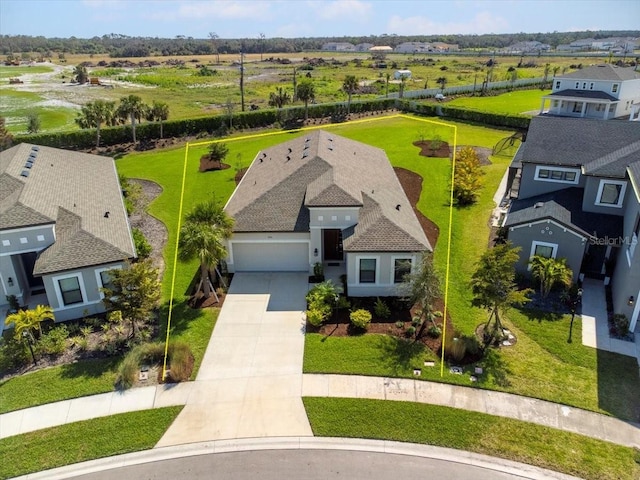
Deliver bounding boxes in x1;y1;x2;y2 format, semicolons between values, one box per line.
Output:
581;244;608;279
323;229;343;261
20;252;44;289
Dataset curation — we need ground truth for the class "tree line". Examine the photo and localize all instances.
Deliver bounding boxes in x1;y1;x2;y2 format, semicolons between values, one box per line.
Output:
2;30;638;58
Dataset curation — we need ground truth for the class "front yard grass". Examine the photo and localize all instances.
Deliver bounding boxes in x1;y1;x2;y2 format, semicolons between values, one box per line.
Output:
303;397;640;480
0;406;182;480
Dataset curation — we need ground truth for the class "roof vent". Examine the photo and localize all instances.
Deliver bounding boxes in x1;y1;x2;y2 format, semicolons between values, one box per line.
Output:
104;211;110;218
20;170;30;177
259;158;263;163
534;202;545;208
31;146;39;152
302;152;308;159
29;152;37;160
328;138;333;142
286;156;291;161
305;137;310;142
25;161;33;169
396;204;401;211
288;148;292;153
328;147;333;151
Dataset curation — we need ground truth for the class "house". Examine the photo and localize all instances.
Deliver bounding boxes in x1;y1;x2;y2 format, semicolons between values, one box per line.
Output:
504;116;640;331
395;42;431;54
0;144;136;322
223;131;431;296
502;41;551;54
321;42;355;52
539;64;640;120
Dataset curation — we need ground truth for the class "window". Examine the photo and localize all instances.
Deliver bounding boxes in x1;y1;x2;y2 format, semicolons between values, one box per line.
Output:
534;166;579;184
1;240;9;247
572;102;582;113
551;100;558;108
529;241;558;261
575;82;579;89
582;82;587;89
612;83;619;93
394;259;412;283
595;180;626;208
596;103;605;112
318;216;323;221
19;237;28;244
555;80;560;89
37;235;45;242
359;258;376;283
58;276;83;306
589;82;594;90
99;270;116;291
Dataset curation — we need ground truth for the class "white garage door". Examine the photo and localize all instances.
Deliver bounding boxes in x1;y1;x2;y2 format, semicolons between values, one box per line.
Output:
232;242;309;272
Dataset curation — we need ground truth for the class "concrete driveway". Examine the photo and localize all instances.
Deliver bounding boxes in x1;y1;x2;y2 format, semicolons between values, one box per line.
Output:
157;272;313;446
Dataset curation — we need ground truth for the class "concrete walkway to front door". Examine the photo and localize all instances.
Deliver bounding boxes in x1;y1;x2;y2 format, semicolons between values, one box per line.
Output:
156;273;313;447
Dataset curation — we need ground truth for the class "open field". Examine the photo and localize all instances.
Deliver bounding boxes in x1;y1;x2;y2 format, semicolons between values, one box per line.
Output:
1;52;591;133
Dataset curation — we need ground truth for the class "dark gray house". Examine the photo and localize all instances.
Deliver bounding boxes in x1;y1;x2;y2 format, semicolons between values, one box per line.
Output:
505;116;640;330
1;144;136;322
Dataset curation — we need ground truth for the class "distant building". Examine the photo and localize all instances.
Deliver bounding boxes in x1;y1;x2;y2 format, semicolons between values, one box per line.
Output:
503;41;551;54
394;70;412;80
322;42;355;52
369;46;393;53
395;42;431;53
355;43;374;52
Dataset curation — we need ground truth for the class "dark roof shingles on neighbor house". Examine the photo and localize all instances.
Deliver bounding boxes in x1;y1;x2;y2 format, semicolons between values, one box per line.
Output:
548;89;618;101
519;116;640;178
556;64;640;82
225;130;430;252
506;187;623;240
0;144;136;274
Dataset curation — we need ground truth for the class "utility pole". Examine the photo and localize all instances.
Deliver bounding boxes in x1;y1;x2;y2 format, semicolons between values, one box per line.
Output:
292;67;298;101
240;50;245;112
259;33;266;61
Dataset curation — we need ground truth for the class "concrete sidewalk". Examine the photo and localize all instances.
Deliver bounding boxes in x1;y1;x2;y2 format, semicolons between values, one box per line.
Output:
155;272;313;446
581;278;640;363
302;374;640;448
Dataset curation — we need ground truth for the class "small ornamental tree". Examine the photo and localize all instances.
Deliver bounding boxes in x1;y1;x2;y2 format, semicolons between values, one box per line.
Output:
101;260;161;340
342;75;359;114
400;253;441;341
296;79;315;121
453;146;484;206
208;142;229;169
471;243;532;343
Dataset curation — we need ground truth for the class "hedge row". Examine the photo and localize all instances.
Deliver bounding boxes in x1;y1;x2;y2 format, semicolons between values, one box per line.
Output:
15;98;398;149
14;96;526;149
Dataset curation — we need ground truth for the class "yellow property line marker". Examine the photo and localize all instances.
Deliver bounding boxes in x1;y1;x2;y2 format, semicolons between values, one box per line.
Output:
162;114;457;379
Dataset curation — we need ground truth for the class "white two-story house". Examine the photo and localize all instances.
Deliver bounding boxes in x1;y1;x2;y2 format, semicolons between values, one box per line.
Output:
504;116;640;331
0;144;136;322
223;131;431;296
539;64;640;120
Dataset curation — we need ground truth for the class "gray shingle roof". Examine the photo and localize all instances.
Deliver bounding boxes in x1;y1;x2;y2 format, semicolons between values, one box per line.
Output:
225;130;430;252
506;187;623;239
556;64;640;81
0;144;136;274
547;89;618;101
519;117;640;177
629;161;640;191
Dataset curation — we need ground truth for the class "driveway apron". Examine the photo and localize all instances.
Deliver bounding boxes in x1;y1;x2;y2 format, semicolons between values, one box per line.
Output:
156;272;312;446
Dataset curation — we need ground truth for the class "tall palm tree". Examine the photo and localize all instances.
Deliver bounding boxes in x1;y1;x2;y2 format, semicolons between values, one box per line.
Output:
342;75;359;114
529;255;573;298
117;95;147;144
145;101;169;139
76;100;117;148
178;200;234;300
5;305;54;364
296;80;315;121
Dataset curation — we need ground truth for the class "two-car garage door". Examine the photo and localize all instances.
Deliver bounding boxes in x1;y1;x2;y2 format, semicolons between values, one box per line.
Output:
231;242;309;272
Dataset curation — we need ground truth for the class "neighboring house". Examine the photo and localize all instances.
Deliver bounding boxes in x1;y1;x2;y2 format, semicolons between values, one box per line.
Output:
504;116;640;331
395;42;431;53
321;42;355;52
502;41;551;54
539;64;640;120
0;144;136;322
394;69;412;80
223;131;431;296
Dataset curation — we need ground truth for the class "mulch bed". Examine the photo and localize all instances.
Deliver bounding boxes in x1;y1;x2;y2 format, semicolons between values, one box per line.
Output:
199;157;231;172
413;140;451;158
394;167;440;248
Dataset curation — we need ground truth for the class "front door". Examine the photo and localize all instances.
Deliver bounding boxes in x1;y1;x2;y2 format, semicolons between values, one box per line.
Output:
20;252;44;291
323;229;343;261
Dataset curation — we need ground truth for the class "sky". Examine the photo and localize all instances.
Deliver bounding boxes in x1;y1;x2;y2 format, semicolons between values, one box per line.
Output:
1;0;639;39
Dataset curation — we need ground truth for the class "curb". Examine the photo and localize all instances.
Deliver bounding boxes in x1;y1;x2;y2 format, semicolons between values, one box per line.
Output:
12;437;581;480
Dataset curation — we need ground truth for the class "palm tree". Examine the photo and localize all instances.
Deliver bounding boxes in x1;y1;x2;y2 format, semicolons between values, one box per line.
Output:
342;75;359;114
296;79;315;121
529;256;573;298
145;101;169;139
436;76;447;92
268;87;291;109
5;305;54;364
117;95;147;144
178;200;234;300
76;100;117;148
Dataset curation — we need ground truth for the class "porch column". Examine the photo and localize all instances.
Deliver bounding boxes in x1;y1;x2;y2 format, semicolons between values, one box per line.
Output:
539;98;546;114
630;287;640;332
580;101;587;118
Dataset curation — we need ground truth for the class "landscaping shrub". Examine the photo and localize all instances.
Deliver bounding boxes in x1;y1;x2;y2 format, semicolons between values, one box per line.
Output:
444;329;467;362
306;307;328;327
405;325;417;337
427;324;442;338
350;309;372;330
612;314;630;337
166;341;193;382
374;297;391;319
0;335;28;369
37;325;69;356
132;228;152;259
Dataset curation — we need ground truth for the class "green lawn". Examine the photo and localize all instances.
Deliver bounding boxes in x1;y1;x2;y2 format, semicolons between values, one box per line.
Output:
1;89;78;133
0;407;182;480
447;89;552;115
303;397;640;480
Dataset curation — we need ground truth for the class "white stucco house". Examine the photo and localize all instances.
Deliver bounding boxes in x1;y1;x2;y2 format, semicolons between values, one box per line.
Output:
0;144;136;322
539;64;640;120
223;131;431;296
